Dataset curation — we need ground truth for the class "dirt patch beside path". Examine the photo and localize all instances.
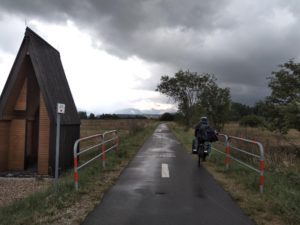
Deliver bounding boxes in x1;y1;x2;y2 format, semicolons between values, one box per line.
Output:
0;178;51;207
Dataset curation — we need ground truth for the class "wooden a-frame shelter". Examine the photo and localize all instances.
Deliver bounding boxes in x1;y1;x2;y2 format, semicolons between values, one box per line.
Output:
0;27;80;176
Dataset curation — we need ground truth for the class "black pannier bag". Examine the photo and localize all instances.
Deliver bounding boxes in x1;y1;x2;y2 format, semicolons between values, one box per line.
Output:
197;125;218;142
192;139;198;154
206;127;218;142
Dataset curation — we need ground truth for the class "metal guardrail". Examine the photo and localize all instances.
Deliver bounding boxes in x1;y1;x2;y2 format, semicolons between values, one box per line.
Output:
73;130;119;191
212;134;265;194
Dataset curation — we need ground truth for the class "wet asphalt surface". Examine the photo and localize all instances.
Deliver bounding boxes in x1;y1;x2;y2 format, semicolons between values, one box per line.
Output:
82;124;255;225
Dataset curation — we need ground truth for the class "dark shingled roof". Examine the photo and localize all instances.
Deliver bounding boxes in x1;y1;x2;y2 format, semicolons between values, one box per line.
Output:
0;27;80;125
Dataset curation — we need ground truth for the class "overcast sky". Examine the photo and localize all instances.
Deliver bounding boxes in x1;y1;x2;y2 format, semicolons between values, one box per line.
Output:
0;0;300;114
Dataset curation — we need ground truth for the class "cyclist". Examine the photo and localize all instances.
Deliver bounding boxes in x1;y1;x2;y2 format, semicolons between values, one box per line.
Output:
193;116;218;161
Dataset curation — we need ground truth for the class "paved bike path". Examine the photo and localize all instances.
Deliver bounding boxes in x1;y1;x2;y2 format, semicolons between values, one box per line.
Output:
82;124;255;225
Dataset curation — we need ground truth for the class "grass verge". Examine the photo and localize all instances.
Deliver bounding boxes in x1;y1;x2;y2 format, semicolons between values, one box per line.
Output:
0;121;157;225
169;122;300;225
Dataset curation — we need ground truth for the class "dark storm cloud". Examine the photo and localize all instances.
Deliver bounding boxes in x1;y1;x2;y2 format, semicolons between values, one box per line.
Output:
0;0;230;58
1;0;300;104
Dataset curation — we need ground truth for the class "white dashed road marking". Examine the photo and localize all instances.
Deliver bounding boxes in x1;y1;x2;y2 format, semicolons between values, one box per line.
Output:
161;163;170;178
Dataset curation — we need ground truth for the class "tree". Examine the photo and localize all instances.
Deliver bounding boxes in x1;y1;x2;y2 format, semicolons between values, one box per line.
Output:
253;100;270;118
156;70;215;127
78;111;88;119
266;60;300;133
159;112;175;121
156;70;231;129
239;115;265;128
88;113;96;119
201;85;231;130
229;102;253;121
98;114;119;119
268;59;300;105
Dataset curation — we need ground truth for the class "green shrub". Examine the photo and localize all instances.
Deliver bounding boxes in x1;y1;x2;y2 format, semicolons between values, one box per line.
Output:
159;113;175;121
239;115;265;127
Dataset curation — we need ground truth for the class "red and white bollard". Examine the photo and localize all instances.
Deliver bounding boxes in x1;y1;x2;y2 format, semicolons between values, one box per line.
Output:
259;159;265;194
102;143;106;168
74;156;79;191
116;136;120;151
224;142;230;170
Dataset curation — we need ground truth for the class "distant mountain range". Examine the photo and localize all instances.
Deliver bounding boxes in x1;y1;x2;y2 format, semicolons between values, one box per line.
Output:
77;107;177;119
115;108;176;115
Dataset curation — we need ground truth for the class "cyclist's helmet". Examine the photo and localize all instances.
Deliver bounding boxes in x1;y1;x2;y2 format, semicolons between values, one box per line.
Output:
200;116;208;125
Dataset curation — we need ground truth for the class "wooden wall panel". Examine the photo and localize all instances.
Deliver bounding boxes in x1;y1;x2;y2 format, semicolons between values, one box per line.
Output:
59;125;80;171
8;119;25;170
2;56;29;117
26;69;40;118
38;95;50;175
0;121;9;171
14;78;27;110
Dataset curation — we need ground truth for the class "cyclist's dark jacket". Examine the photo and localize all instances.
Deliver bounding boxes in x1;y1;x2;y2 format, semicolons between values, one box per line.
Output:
194;121;209;143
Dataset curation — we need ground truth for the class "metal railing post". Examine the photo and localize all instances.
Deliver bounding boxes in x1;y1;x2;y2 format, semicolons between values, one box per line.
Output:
73;130;119;191
224;137;230;170
257;142;265;194
73;141;79;192
116;135;119;151
214;134;265;194
102;141;106;169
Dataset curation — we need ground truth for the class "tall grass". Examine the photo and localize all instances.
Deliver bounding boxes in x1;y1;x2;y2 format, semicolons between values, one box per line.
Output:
169;122;300;225
0;119;157;225
223;123;300;171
